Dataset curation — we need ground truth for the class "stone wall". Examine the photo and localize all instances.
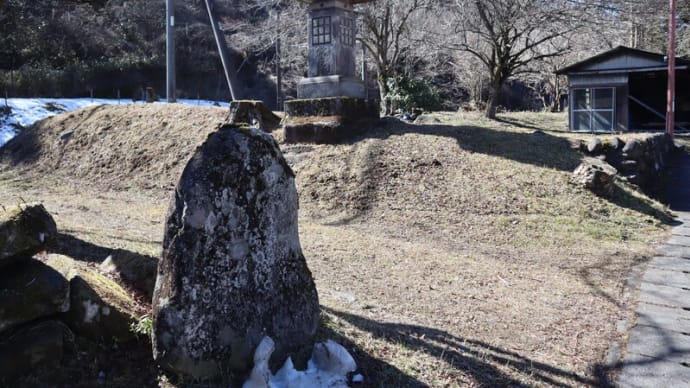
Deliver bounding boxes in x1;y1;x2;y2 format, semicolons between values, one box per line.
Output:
581;133;674;194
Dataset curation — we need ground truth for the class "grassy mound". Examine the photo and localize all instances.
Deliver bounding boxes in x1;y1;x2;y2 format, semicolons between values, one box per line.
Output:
0;106;674;386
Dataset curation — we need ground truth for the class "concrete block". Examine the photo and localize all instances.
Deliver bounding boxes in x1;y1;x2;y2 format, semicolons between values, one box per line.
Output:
642;267;690;289
649;256;690;272
626;324;690;363
667;235;690;247
618;353;690;388
297;76;365;99
657;244;690;259
639;282;690;309
636;302;690;333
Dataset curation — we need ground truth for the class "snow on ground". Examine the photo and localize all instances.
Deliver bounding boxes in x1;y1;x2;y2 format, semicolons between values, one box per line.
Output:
0;98;230;147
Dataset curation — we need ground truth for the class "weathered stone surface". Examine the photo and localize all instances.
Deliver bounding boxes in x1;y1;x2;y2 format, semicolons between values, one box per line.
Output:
0;320;74;380
227;100;281;132
45;254;139;343
622;139;643;159
152;125;320;379
0;204;57;269
0;259;70;333
572;157;617;197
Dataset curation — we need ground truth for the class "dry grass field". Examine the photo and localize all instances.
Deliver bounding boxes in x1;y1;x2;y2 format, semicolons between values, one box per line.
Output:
0;105;675;387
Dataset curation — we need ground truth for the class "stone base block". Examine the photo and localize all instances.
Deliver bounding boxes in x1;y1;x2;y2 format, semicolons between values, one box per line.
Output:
297;76;366;99
283;97;379;144
284;97;378;119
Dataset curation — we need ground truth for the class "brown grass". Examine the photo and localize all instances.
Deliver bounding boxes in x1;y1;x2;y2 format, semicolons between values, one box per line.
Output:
0;106;674;387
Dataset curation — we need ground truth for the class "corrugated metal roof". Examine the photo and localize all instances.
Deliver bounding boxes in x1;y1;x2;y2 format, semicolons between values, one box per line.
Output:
556;46;690;75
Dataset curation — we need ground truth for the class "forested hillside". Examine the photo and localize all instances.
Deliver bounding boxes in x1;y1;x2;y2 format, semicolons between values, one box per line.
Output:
1;0;689;112
0;0;286;104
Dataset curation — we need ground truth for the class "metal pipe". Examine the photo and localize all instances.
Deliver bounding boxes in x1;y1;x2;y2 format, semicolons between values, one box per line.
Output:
666;0;676;137
166;0;176;102
205;0;238;101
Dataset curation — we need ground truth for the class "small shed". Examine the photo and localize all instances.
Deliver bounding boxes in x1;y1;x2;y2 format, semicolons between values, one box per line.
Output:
556;46;690;132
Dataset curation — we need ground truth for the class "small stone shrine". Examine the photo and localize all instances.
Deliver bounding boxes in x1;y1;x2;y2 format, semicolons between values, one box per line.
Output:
284;0;378;143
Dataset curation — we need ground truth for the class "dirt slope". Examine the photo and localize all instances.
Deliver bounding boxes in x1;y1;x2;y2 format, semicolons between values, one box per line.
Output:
0;105;673;386
0;103;228;191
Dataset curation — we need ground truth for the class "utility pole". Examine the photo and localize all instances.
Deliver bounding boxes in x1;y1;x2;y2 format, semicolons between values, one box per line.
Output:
166;0;176;102
276;8;282;110
666;0;676;137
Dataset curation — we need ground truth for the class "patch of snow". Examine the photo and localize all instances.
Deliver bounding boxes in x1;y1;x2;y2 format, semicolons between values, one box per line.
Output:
82;300;101;323
0;98;230;148
243;336;358;388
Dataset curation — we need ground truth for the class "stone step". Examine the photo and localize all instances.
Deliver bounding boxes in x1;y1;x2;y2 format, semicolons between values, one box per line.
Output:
642;267;690;289
618;352;690;388
667;235;690;247
649;256;690;273
657;244;690;259
636;302;690;333
639;282;690;309
626;324;690;363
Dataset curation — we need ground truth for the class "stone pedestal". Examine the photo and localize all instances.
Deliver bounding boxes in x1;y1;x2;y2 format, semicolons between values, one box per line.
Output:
283;97;378;144
297;76;365;99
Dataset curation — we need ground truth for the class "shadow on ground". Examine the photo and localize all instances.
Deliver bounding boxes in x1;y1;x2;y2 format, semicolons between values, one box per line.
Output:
51;232;158;296
356;117;581;172
322;307;613;387
339;118;676;226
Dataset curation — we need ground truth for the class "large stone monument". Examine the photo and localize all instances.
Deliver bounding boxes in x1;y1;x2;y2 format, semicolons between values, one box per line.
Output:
284;0;378;143
152;124;320;380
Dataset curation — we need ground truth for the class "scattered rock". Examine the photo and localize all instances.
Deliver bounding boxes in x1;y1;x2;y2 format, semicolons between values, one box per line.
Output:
99;249;158;298
587;137;603;154
152;125;320;379
572;157;617;197
0;320;74;380
0;204;57;269
45;254;139;343
610;137;625;150
227;100;281;132
622;139;643;159
0;258;70;332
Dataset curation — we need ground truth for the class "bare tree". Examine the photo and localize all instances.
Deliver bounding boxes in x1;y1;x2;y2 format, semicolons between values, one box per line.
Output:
444;0;588;118
357;0;432;114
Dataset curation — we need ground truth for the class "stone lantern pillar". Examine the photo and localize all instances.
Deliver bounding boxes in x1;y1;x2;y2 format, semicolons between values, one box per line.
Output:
297;0;371;99
284;0;378;144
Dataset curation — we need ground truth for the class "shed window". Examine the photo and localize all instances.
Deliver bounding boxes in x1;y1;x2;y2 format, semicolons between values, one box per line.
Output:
312;16;332;45
340;17;354;46
572;88;615;132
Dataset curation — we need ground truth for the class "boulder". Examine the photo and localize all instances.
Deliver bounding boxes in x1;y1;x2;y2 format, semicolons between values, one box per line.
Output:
152;125;320;380
0;320;74;380
99;249;158;299
0;259;70;333
45;254;139;343
572;157;617;197
0;204;57;269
